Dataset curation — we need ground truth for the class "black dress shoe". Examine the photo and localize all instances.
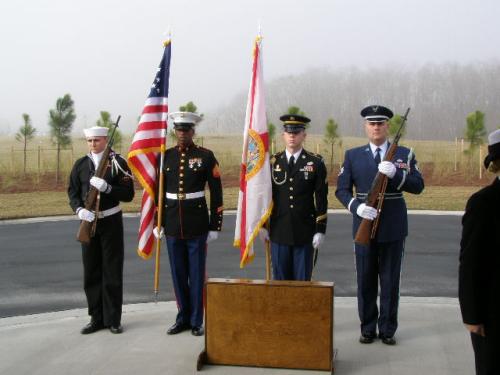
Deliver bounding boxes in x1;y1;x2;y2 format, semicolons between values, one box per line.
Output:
167;322;190;335
109;325;123;334
80;320;104;334
380;336;396;345
359;334;376;344
191;326;204;336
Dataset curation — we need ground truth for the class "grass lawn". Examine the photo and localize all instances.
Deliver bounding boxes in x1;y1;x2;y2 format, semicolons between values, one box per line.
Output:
0;186;479;220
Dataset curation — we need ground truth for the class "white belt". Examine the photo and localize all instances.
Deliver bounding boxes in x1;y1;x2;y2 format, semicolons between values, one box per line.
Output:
166;191;205;200
94;205;121;218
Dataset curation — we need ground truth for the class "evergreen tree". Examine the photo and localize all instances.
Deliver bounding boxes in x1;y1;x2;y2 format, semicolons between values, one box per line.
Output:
96;111;122;151
323;118;341;172
15;113;37;174
464;110;486;151
49;94;75;184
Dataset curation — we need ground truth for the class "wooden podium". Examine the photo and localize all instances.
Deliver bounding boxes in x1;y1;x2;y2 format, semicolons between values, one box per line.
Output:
198;278;335;373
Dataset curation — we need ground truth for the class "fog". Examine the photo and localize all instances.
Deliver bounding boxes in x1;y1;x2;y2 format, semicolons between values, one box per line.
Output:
0;0;499;137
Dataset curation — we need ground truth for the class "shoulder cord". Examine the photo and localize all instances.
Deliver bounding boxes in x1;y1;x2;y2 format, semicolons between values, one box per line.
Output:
271;168;287;185
111;155;134;179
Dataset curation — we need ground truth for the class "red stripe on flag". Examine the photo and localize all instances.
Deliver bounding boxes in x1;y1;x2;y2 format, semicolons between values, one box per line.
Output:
142;105;168;114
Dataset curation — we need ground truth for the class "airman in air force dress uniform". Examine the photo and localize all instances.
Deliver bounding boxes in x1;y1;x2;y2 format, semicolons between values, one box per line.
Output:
335;105;424;345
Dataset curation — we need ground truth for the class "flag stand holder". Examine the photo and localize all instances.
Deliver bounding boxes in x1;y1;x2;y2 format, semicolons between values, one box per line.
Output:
196;278;336;373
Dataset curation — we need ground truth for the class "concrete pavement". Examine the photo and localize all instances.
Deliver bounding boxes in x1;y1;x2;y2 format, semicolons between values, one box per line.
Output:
0;297;474;375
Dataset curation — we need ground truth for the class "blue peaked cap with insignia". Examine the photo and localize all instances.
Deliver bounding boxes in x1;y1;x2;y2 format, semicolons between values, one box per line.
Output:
361;105;394;122
280;114;310;133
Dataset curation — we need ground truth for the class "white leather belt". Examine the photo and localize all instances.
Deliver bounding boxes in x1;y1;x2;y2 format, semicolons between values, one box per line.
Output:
166;191;205;200
94;205;121;218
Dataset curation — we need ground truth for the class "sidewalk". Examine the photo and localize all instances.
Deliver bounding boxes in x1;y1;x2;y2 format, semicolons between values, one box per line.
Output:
0;297;474;375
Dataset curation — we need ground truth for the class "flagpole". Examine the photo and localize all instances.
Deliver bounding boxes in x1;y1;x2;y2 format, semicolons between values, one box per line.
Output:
154;148;165;301
153;34;170;302
265;222;271;281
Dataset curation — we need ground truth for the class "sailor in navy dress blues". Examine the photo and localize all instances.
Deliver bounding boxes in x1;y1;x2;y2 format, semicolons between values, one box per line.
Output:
259;114;328;281
335;105;424;345
153;112;223;337
68;126;135;335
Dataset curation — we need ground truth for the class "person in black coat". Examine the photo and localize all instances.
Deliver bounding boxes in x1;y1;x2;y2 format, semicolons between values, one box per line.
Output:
459;129;500;375
259;114;328;281
68;126;135;334
335;105;424;345
153;112;223;337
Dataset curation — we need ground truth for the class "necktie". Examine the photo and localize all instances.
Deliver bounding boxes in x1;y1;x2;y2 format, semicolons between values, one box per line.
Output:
288;155;295;172
374;148;381;165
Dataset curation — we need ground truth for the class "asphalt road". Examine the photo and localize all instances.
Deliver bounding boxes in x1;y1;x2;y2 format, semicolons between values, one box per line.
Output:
0;213;462;318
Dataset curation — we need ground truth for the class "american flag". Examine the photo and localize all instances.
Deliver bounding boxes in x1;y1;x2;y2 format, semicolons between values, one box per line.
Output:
127;40;171;259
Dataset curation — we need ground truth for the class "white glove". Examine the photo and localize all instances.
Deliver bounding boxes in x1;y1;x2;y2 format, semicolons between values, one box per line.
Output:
153;226;164;239
378;161;396;179
90;176;109;192
77;208;95;222
312;233;325;249
207;231;219;243
258;228;270;242
356;203;378;221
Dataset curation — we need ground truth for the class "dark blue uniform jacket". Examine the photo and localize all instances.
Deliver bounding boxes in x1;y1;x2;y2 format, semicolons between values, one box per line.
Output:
335;144;424;242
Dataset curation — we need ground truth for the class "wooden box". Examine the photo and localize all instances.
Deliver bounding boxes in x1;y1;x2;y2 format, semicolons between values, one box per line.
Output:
200;278;334;372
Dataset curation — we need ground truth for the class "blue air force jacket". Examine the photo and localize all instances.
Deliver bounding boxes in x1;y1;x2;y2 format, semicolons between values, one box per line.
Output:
335;144;424;242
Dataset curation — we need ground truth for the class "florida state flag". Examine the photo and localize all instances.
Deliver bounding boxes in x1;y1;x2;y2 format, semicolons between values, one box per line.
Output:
233;36;273;268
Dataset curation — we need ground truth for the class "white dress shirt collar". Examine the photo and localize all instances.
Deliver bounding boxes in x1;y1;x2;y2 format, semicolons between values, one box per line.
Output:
369;141;388;159
285;148;303;162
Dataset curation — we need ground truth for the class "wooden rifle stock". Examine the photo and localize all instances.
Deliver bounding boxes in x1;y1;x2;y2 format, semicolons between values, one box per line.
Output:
354;108;410;246
76;116;121;244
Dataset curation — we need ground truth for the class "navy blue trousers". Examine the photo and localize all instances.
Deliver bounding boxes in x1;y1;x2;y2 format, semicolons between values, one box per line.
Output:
271;242;313;281
166;234;207;328
355;239;404;338
81;213;124;327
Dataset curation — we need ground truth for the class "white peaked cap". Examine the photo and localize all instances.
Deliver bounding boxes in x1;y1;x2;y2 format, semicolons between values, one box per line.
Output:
83;126;109;138
488;129;500;146
169;111;202;124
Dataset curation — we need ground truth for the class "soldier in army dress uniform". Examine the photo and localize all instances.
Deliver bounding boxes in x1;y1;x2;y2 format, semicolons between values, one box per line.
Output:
153;112;223;336
260;114;328;281
335;105;424;345
68;126;135;335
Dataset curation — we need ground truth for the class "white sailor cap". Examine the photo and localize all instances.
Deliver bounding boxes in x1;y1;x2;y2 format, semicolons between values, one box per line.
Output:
484;129;500;168
169;111;202;130
83;126;108;138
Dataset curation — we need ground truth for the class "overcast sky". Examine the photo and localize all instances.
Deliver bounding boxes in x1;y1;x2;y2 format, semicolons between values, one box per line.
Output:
0;0;499;135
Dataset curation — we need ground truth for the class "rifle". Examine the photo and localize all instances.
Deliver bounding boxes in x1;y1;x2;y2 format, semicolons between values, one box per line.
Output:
354;108;410;246
76;116;121;244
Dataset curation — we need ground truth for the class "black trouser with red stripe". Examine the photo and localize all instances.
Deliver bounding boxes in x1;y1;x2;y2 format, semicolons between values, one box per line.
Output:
81;212;124;327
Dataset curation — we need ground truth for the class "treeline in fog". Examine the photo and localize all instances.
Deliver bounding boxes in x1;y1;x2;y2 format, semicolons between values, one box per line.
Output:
203;62;500;140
